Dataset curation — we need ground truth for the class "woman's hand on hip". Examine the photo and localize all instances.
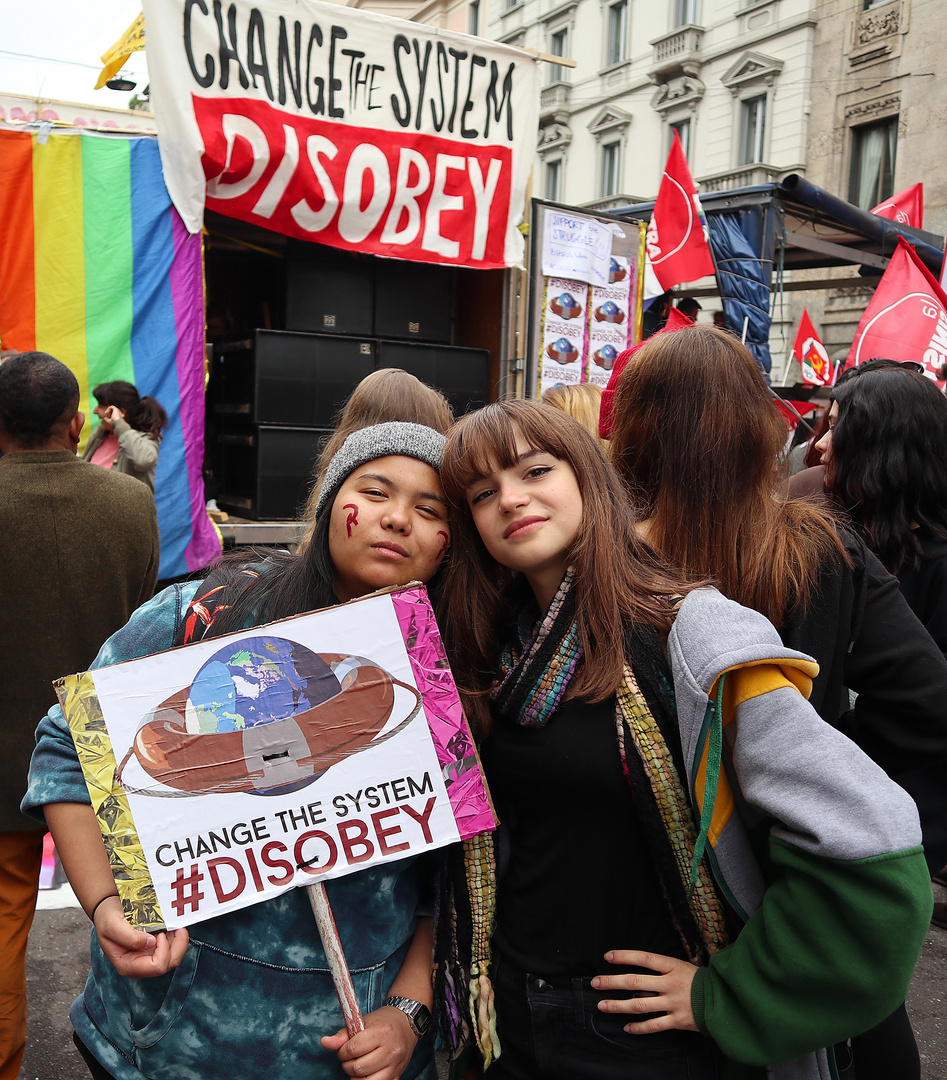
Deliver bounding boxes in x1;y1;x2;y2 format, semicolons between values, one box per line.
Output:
592;949;699;1033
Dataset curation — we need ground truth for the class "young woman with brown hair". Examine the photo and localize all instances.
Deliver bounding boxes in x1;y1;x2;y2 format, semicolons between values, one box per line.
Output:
608;326;947;1080
434;399;931;1080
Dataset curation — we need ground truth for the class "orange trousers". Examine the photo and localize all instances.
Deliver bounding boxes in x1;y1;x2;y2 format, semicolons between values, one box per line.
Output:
0;831;43;1080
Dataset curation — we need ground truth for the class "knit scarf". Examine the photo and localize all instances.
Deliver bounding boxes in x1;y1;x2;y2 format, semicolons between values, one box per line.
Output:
436;569;729;1069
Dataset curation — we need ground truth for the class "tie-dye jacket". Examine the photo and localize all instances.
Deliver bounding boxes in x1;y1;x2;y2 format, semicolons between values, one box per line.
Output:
22;581;437;1080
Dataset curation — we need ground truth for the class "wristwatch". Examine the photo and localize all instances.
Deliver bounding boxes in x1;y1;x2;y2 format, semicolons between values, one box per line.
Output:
383;996;432;1038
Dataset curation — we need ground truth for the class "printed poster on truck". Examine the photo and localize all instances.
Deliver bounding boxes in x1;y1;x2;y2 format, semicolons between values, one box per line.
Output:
141;0;540;268
534;207;644;397
57;586;494;932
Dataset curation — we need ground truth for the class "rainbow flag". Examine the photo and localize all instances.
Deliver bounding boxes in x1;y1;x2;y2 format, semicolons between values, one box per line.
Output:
0;128;221;579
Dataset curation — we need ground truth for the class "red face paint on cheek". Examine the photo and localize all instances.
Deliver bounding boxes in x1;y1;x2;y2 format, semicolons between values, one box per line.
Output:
437;531;449;557
343;504;359;538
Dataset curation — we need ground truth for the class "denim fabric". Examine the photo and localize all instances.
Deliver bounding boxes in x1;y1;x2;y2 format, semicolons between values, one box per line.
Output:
488;954;720;1080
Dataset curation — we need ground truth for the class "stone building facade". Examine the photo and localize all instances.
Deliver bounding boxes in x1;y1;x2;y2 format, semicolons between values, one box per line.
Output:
800;0;947;364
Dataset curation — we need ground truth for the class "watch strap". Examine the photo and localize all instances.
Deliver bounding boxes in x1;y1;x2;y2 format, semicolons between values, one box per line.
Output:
383;995;432;1038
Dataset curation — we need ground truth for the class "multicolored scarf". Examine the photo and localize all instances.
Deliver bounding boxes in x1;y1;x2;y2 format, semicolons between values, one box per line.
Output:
435;569;729;1069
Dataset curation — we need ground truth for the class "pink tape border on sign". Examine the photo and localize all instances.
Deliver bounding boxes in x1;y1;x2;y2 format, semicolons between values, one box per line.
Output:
392;587;495;840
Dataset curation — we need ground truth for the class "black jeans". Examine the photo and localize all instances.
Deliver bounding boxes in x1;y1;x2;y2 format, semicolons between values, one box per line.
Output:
73;1033;117;1080
488;954;721;1080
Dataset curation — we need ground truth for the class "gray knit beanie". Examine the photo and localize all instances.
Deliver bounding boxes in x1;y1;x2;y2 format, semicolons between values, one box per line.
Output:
314;421;446;520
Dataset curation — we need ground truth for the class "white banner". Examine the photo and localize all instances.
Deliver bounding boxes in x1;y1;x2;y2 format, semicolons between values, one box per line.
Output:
142;0;539;267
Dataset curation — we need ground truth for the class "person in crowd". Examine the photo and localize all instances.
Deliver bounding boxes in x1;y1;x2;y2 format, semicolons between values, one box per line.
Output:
641;290;673;339
83;381;168;491
540;383;603;441
23;422;450;1080
814;362;947;936
0;352;158;1080
788;358;906;496
676;297;701;322
607;326;947;1078
433;399;931;1080
299;369;453;551
815;363;947;651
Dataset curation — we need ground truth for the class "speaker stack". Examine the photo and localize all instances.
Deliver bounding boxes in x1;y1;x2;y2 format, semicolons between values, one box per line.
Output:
214;245;491;520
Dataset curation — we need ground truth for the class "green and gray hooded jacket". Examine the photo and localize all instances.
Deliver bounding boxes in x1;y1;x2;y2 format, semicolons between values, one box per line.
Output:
669;588;932;1080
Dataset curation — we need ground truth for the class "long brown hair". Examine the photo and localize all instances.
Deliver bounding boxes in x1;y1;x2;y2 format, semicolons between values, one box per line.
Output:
298;369;453;549
439;399;686;733
609;325;846;626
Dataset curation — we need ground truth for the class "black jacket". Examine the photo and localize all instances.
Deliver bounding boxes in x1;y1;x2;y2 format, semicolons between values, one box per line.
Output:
780;528;947;871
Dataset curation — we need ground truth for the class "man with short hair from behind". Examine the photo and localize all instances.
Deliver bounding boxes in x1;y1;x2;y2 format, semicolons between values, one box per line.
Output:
0;352;159;1080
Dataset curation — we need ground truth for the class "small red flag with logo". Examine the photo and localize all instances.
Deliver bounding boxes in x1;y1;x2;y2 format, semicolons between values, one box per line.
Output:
845;237;947;383
645;132;715;294
870;184;923;229
792;308;834;386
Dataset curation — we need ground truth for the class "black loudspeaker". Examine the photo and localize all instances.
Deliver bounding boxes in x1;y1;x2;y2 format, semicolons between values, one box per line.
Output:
377;341;491;416
215;425;330;521
214;330;375;428
374;260;455;344
285;242;376;335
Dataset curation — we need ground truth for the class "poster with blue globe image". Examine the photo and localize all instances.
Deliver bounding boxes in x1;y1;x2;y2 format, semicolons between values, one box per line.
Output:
56;586;494;932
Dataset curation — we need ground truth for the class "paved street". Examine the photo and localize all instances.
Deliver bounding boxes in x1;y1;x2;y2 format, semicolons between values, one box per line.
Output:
17;882;947;1079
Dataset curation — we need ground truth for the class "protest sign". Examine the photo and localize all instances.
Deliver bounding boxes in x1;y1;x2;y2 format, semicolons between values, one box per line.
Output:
541;211;613;287
58;585;493;932
140;0;539;268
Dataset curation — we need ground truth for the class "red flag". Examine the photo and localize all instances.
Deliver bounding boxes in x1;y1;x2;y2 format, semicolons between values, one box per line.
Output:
645;133;715;293
845;237;947;383
870;183;924;229
792;308;834;387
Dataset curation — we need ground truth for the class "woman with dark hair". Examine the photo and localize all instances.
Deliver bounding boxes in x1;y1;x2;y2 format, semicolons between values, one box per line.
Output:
816;365;947;651
608;326;947;1079
24;423;449;1080
83;381;168;491
434;399;930;1080
299;368;453;552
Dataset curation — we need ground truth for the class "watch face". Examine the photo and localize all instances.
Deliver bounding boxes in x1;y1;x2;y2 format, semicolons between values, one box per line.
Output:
412;1004;432;1036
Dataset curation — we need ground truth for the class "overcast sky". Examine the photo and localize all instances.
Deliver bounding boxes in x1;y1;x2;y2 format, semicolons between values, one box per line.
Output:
2;1;150;108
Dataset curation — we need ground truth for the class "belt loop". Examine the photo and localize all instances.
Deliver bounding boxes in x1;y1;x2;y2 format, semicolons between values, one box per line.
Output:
572;976;588;1030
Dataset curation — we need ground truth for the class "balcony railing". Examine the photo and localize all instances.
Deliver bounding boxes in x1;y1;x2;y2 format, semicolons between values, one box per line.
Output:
650;25;703;79
540;82;571;111
698;162;788;192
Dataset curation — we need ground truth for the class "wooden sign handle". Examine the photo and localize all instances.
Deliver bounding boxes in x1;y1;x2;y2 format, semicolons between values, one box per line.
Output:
306;881;365;1037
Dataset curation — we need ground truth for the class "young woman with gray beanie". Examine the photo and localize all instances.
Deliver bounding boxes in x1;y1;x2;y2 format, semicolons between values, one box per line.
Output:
24;422;449;1080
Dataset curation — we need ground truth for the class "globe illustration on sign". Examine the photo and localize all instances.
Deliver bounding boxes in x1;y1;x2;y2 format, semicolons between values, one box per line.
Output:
184;637;341;735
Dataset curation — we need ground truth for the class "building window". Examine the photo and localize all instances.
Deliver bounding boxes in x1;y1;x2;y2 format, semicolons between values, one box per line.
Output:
607;1;628;65
549;28;569;83
849;116;898;209
468;0;480;34
546;159;563;202
506;0;518;11
670;118;691;158
739;95;766;165
601;141;621;197
675;0;697;26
